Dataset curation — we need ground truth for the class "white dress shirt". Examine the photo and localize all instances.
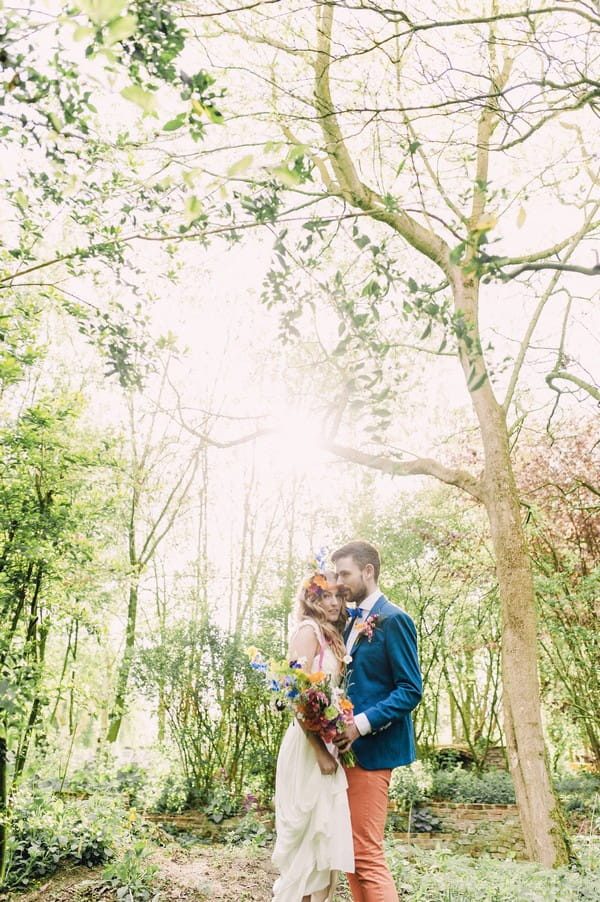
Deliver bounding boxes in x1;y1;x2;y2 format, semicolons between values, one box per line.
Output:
346;588;381;736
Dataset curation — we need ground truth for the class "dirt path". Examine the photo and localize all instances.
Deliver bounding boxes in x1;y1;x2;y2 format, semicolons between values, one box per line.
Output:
5;843;353;901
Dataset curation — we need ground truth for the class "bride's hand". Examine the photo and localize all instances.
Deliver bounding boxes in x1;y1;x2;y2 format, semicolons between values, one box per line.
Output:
316;749;338;775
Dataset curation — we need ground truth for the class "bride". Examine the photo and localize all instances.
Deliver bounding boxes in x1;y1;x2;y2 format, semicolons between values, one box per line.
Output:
271;569;355;902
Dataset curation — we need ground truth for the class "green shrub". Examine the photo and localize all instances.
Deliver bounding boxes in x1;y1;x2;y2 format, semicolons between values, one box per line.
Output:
556;771;600;792
390;763;516;807
225;808;275;847
202;770;240;823
145;770;195;815
386;805;444;835
555;772;600;806
431;767;515;804
63;750;148;805
410;806;444;833
389;761;433;808
388;842;600;900
102;840;159;901
2;787;132;890
133;622;286;804
554;772;600;832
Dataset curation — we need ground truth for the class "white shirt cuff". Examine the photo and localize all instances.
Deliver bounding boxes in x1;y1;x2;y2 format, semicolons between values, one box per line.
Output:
354;712;372;736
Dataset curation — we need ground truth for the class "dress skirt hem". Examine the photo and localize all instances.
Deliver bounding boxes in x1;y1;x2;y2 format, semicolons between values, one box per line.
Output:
272;720;354;902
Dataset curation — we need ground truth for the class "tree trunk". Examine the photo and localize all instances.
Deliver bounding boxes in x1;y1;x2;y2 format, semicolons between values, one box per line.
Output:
583;725;600;772
310;0;576;864
0;729;7;886
474;359;571;865
107;579;139;743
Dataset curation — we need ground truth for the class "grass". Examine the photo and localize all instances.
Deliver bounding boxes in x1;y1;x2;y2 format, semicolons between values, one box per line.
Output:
387;836;600;901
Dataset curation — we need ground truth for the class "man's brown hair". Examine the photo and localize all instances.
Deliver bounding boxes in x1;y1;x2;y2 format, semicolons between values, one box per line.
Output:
331;540;381;582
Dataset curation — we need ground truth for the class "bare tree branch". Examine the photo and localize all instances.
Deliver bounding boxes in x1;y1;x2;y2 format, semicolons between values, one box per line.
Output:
505;261;600;279
325;441;485;502
313;1;452;275
546;371;600;402
503;200;600;410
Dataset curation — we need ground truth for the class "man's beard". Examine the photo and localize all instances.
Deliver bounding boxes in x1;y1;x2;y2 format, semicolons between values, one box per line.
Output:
351;580;367;605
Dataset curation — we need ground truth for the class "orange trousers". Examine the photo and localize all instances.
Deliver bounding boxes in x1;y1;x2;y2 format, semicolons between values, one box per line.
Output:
344;764;399;902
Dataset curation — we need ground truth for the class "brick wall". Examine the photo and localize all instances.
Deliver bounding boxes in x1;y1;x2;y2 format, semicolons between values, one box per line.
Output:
389;801;527;859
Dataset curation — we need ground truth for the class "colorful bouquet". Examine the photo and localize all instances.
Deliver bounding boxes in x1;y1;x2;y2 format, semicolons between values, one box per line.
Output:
248;649;356;766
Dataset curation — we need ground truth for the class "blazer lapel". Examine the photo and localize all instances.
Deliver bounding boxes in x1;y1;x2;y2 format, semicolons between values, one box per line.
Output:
369;594;386;618
348;594;386;655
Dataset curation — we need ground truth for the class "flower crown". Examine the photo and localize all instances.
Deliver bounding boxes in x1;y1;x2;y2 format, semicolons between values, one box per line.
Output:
302;570;345;598
303;570;338;598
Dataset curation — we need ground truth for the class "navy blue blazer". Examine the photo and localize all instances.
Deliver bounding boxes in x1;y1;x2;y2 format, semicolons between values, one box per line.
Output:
344;594;422;770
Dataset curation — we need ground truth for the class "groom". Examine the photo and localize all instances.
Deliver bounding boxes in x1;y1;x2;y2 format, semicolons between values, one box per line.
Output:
332;540;422;902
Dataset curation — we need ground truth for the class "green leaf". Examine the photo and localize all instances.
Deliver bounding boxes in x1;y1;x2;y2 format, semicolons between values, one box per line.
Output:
468;372;488;392
270;165;302;187
106;14;138;45
79;0;128;25
73;24;94;41
191;98;224;124
182;167;203;186
95;46;117;64
361;280;380;297
184;195;203;224
333;337;351;356
228;154;254;176
163;113;187;132
407;277;418;293
286;143;309;161
449;241;466;264
13;189;28;209
49;112;63;132
120;85;157;115
204;106;224;124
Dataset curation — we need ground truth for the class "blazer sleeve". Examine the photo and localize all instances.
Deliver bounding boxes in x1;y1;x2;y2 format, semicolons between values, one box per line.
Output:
361;610;422;732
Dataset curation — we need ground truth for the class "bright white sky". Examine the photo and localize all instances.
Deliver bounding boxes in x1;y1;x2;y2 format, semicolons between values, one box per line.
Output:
7;1;599;643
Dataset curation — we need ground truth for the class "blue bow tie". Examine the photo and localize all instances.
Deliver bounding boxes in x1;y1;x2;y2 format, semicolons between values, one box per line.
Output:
347;607;364;621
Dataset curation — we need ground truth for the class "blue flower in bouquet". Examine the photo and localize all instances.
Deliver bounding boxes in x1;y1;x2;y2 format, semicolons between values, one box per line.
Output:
247;648;356;766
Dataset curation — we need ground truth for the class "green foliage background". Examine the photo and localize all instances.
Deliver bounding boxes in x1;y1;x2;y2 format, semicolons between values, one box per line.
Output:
0;0;598;892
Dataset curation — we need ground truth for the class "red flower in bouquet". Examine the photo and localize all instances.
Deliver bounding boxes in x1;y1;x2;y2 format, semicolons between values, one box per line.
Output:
291;672;356;765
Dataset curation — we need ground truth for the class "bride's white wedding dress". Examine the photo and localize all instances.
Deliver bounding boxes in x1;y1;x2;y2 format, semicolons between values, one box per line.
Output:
271;620;354;902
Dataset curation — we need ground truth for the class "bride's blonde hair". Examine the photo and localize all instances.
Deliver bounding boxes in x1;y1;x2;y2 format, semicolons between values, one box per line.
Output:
292;569;349;667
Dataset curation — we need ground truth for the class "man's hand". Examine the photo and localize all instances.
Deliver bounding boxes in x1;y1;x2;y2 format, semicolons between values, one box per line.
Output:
333;722;360;753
